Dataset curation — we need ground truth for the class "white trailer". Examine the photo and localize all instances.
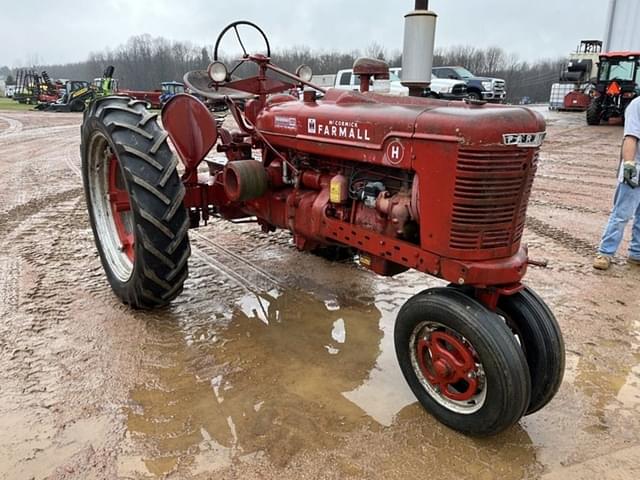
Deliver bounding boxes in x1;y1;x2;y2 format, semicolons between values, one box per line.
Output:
604;0;640;52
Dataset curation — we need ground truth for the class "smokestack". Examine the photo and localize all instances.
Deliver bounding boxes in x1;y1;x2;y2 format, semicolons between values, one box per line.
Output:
401;0;437;97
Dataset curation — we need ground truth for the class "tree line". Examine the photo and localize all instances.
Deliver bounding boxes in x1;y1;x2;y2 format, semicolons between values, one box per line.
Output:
5;35;564;102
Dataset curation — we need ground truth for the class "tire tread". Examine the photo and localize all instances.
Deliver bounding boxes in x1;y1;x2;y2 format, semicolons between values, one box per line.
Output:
81;95;190;308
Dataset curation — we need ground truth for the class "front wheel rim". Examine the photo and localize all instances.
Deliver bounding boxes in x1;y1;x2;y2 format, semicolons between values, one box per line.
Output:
88;132;135;282
410;321;487;414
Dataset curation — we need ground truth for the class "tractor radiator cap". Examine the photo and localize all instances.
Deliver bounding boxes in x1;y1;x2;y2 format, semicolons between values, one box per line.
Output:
353;57;390;78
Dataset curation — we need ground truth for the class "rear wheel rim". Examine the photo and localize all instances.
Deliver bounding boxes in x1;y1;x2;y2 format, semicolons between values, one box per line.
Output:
410;321;487;414
88;132;135;282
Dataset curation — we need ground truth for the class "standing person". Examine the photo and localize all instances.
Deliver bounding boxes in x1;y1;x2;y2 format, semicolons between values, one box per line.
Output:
593;96;640;270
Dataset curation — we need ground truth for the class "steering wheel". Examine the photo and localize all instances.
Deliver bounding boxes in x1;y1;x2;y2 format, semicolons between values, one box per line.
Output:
213;21;271;61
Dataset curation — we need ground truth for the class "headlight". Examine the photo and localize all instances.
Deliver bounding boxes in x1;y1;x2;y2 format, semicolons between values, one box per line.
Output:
481;81;493;90
208;61;228;83
295;65;313;82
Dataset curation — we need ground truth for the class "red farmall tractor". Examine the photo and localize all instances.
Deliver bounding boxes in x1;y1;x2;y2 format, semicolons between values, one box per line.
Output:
80;4;564;436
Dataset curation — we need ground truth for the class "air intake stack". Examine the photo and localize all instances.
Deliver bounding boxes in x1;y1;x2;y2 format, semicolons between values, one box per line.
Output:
401;0;437;97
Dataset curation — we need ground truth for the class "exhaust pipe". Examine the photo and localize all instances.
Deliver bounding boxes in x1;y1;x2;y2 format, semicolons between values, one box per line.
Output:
401;0;437;97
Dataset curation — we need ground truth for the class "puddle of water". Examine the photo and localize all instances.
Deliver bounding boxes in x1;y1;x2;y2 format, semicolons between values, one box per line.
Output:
617;363;640;412
342;308;416;427
525;336;640;470
125;288;388;475
123;280;548;478
121;262;640;478
340;276;443;426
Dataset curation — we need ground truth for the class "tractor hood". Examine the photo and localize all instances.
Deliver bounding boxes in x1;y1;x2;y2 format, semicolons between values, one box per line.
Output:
256;88;545;161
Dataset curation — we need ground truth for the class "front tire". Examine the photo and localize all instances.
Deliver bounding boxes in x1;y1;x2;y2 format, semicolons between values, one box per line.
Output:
81;96;190;308
467;90;482;101
394;288;531;436
498;287;565;414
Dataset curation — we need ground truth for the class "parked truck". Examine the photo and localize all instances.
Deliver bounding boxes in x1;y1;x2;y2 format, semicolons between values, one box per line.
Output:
432;66;506;103
333;66;467;100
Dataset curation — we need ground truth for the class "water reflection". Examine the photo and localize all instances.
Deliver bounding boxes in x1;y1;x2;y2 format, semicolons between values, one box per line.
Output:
115;267;553;479
525;318;640;471
342;294;417;426
124;288;384;475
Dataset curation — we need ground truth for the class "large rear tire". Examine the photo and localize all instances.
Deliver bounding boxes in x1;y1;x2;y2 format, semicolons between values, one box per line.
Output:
81;96;190;308
394;288;531;436
586;98;602;125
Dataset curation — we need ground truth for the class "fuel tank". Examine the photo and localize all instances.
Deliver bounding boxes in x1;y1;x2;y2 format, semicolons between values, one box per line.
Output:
254;89;546;171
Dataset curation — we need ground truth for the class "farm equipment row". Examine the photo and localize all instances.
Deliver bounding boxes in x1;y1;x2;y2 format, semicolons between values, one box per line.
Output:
9;66;185;112
10;66;114;112
119;81;185;109
13;69;60;105
80;4;564;438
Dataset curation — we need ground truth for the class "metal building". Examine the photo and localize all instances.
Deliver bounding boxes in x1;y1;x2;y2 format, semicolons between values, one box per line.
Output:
604;0;640;52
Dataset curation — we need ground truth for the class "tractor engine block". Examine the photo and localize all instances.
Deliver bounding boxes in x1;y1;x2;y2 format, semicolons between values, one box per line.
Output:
227;154;417;276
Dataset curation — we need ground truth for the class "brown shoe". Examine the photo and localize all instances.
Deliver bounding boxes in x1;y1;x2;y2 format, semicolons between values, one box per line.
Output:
628;256;640;266
593;254;612;270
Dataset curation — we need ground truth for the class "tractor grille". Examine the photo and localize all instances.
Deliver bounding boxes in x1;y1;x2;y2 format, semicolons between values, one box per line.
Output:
449;148;537;251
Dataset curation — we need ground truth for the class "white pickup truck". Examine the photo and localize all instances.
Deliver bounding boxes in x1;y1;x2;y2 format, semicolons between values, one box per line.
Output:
330;67;467;100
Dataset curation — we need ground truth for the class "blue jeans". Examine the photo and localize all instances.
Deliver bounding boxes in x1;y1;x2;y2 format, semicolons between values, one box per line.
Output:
599;182;640;258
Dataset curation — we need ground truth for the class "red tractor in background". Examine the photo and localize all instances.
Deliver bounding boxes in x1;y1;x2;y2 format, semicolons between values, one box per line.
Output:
80;3;564;437
587;51;640;125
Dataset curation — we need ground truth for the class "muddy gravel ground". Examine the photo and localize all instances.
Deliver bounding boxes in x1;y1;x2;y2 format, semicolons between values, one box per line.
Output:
0;107;639;480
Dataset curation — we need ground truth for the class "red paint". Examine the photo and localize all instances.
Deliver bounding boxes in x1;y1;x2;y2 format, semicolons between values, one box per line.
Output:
118;89;163;109
417;331;479;402
474;284;524;311
563;91;591;111
600;51;640;58
107;155;134;261
353;57;390;93
162;94;218;184
167;53;546;299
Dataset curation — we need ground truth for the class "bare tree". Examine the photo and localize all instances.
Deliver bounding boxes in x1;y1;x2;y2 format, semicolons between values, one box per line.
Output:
364;42;387;61
28;36;564;102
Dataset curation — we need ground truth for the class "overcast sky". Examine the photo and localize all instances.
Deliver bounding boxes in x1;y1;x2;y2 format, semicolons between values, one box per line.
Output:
1;0;607;67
